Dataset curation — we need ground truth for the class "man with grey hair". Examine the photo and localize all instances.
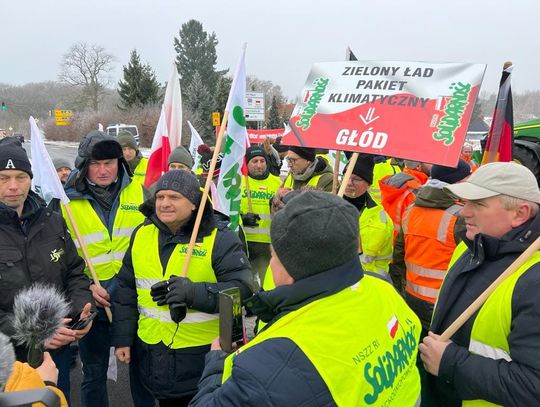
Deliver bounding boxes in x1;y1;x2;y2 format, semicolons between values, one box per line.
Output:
420;161;540;406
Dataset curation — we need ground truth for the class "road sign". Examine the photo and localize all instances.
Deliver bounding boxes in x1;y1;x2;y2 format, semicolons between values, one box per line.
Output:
212;111;221;126
54;109;73;126
244;91;265;121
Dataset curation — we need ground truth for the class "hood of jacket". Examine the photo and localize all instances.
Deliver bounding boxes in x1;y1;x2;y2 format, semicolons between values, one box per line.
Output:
414;180;459;209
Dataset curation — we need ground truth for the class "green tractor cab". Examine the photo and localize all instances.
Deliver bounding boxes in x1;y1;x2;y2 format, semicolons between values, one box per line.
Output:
513;119;540;182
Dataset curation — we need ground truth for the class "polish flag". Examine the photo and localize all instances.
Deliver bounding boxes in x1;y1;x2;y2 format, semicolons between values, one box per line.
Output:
144;63;182;187
387;316;399;339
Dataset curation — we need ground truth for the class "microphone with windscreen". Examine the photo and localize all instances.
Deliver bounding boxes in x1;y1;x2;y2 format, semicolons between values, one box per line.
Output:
11;284;69;368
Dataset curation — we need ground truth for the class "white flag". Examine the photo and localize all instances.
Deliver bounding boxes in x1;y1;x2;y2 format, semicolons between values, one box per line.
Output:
187;121;204;172
29;117;69;204
217;44;248;232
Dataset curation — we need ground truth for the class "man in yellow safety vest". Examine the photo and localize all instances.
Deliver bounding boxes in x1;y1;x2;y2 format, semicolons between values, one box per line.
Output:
190;191;422;406
420;162;540;406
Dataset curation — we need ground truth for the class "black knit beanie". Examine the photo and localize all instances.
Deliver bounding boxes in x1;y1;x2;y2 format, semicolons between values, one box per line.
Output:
0;138;32;178
245;145;268;163
288;146;316;162
344;154;375;185
431;159;472;184
270;191;359;280
155;170;202;205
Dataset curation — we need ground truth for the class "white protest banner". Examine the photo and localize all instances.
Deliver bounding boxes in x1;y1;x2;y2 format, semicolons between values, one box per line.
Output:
282;61;486;166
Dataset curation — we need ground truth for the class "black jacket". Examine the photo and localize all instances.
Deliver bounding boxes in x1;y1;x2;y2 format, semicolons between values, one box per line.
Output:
428;214;540;406
110;197;256;398
0;191;93;340
190;258;364;406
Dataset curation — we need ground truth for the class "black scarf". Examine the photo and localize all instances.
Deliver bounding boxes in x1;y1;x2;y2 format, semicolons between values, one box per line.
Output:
86;178;122;212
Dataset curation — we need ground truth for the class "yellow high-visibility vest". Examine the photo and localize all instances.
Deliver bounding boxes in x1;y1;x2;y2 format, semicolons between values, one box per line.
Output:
240;175;281;243
132;224;219;349
441;243;540;407
62;181;145;281
224;275;422;406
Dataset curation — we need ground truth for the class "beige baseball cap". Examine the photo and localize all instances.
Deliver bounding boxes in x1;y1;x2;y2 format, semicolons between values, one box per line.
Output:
445;161;540;204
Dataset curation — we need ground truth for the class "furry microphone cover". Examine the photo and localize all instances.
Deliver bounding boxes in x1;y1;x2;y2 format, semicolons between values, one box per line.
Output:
11;284;70;348
0;332;15;390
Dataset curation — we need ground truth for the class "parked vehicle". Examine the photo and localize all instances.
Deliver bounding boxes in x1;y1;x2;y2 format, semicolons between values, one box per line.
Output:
105;124;140;145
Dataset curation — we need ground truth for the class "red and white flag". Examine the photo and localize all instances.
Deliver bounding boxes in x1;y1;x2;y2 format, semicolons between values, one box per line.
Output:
387;316;399;339
144;63;183;187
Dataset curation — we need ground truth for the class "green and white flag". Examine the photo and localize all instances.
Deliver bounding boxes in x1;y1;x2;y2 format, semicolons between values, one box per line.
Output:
217;44;248;232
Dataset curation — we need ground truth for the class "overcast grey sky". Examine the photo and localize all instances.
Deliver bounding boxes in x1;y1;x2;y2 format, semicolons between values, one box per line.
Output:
2;0;539;99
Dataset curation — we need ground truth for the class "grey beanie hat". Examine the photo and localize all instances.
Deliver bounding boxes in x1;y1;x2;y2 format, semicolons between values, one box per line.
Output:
168;145;194;168
117;130;138;151
53;157;72;170
155;170;202;205
270;191;359;280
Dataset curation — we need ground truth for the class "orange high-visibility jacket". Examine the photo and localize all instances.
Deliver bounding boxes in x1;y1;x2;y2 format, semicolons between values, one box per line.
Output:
379;173;422;241
401;204;462;303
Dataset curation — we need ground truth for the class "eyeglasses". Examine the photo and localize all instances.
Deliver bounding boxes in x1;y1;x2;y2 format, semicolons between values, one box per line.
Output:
286;156;303;164
349;176;367;185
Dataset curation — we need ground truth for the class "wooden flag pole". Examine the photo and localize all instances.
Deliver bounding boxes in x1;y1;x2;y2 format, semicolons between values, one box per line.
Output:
337;152;359;197
63;203;113;322
244;174;253;212
440;235;540;341
332;151;342;194
180;111;230;277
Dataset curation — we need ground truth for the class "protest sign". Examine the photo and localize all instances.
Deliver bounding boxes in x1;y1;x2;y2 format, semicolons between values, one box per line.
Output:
282;61;486;166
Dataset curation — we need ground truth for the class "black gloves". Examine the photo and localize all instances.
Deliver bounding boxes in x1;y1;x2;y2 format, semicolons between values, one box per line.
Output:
150;277;196;324
241;213;261;227
165;276;196;307
150;277;195;307
150;280;169;306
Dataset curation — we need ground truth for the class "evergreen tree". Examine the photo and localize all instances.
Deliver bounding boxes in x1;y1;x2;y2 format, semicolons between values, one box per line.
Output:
118;49;161;108
174;20;226;95
266;95;282;129
184;71;215;143
214;75;232;114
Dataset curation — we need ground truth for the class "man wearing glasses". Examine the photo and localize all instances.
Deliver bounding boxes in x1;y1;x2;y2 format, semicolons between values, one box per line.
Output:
281;147;333;192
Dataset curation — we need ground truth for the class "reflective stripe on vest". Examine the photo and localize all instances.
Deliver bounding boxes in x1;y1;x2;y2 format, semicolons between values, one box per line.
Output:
224;276;422;406
132;224;219;349
62;181;145;281
138;306;219;324
240;175;281;243
358;204;394;276
402;204;460;303
468;339;511;362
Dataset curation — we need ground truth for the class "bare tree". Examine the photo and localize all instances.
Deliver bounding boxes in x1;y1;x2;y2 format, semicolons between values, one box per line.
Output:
58;42;115;112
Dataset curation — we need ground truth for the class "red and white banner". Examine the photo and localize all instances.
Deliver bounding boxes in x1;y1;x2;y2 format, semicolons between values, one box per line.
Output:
246;128;284;143
282;61;486;167
215;127;284;143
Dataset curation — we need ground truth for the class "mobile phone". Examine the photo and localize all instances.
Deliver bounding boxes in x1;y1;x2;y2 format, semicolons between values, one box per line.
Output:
69;311;98;330
219;287;244;353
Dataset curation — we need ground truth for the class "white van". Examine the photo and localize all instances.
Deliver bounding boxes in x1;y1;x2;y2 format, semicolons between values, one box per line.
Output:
106;124;140;145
